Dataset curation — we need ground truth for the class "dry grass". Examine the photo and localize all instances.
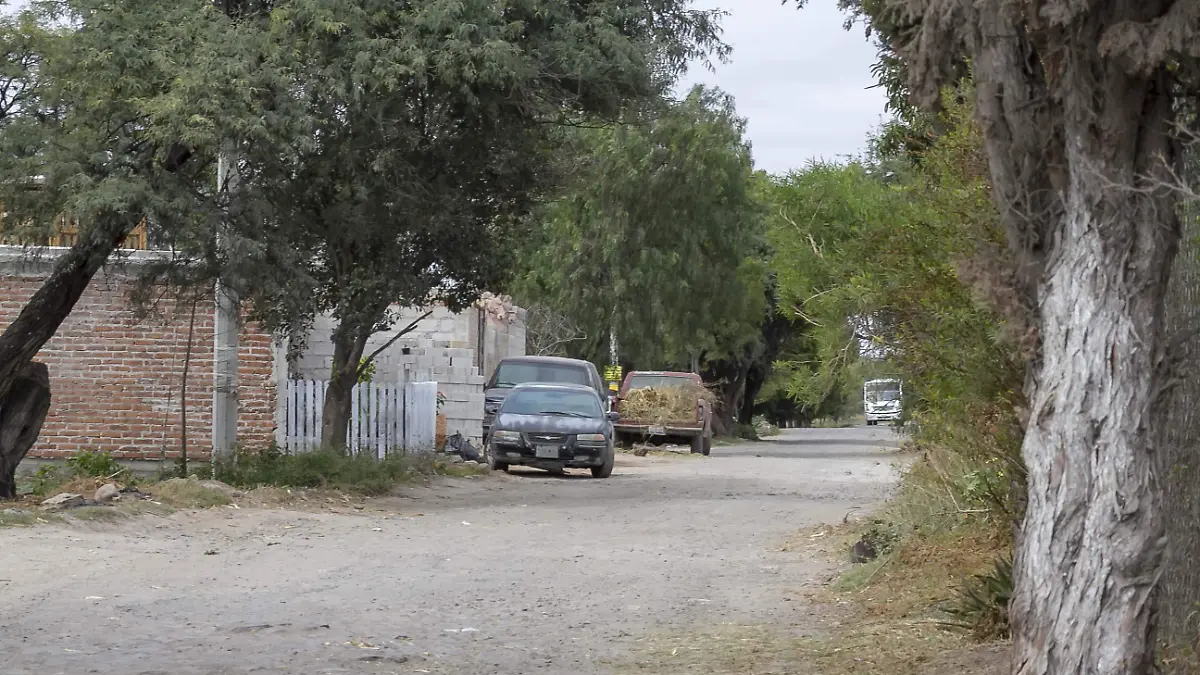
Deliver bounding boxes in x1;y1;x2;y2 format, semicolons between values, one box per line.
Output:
149;478;235;508
1162;644;1200;675
796;468;1012;675
623;619;1007;675
0;507;50;527
619;384;713;425
622;623;807;675
619;517;1011;675
3;454;489;529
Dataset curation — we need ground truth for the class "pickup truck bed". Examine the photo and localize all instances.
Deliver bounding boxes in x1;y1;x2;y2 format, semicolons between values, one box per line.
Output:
612;371;712;455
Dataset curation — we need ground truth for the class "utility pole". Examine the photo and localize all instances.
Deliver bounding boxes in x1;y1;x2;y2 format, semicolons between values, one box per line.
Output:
212;152;240;460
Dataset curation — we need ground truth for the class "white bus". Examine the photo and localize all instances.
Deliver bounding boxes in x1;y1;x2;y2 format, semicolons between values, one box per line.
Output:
864;378;903;426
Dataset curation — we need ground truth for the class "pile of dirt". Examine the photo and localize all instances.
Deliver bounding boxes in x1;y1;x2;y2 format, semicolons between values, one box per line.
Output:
619;384;713;425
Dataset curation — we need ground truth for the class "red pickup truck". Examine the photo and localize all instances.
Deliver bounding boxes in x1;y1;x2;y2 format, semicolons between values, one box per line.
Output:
612;371;712;455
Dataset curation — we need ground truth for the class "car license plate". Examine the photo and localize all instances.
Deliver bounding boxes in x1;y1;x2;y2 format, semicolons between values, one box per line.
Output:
535;445;559;459
648;425;665;436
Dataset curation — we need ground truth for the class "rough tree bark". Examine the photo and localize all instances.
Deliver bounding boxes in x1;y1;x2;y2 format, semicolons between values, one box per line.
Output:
320;324;369;453
886;1;1187;673
739;364;766;427
703;349;752;436
1154;176;1200;661
0;362;51;499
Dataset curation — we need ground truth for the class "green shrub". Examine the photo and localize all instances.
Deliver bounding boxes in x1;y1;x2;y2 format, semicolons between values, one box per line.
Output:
214;447;458;496
939;555;1013;639
855;519;904;558
26;464;69;496
731;423;760;441
66;450;123;478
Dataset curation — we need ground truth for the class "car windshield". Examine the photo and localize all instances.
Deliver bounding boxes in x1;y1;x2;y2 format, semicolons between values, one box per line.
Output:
501;389;603;418
626;374;692;390
492;362;591;389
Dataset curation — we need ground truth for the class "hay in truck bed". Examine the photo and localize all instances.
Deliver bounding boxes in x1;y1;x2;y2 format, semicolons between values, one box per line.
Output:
612;371;713;455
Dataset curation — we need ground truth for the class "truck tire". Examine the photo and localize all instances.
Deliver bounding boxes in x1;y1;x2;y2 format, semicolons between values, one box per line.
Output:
702;434;711;456
690;434;704;454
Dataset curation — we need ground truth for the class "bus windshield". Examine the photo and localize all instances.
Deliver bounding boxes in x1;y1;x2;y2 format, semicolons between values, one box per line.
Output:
864;381;902;402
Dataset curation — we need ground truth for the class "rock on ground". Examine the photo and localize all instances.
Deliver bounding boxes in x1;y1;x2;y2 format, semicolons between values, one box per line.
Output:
39;493;86;509
94;483;120;503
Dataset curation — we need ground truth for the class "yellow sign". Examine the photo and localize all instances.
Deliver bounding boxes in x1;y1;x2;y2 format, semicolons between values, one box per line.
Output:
604;365;623;382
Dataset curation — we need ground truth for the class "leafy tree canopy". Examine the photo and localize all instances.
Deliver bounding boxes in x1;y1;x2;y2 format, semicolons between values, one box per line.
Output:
514;84;766;369
765;85;1023;470
181;0;733;448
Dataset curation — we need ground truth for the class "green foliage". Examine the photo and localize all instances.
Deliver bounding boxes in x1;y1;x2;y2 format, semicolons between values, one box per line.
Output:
214;447;469;496
27;464;68;496
855;519;904;558
514;85;766;368
65;451;123;478
182;0;729;447
763;83;1025;518
0;0;266;247
939;556;1013;639
356;357;376;384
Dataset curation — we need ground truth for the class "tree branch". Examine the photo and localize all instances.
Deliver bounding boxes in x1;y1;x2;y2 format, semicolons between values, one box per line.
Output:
357;309;433;377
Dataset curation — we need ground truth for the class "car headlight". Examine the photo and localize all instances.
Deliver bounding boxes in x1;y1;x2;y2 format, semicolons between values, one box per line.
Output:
492;430;521;443
576;433;606;443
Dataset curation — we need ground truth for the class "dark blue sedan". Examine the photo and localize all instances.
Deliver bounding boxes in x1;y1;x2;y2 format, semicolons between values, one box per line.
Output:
485;383;617;478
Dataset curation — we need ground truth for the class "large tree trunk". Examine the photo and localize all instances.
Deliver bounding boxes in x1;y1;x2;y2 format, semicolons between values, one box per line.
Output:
320;324;368;453
717;362;750;436
738;361;769;426
0;362;51;500
1155;140;1200;663
1005;67;1178;675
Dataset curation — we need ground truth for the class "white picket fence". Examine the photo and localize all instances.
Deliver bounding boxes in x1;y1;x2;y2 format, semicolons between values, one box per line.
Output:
282;379;438;455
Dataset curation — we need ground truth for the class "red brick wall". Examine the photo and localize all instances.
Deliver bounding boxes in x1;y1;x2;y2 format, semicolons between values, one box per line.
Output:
0;269;276;461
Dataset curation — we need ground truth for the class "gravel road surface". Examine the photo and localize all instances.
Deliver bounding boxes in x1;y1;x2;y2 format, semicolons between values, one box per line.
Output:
1;426;903;675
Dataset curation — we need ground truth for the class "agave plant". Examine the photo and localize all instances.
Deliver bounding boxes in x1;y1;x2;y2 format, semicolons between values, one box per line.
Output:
938;555;1013;640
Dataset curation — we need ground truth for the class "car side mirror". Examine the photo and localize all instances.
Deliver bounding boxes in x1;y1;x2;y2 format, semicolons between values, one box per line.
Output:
607;411;620;422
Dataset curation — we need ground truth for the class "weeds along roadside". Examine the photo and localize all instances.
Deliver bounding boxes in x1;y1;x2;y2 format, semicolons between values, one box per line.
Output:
4;446;479;526
787;400;1024;674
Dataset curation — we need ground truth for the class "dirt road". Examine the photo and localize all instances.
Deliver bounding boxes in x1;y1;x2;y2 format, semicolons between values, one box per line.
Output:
2;427;902;675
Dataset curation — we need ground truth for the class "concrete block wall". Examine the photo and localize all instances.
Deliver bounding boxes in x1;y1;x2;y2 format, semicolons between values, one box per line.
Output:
466;305;528;382
286;302;525;448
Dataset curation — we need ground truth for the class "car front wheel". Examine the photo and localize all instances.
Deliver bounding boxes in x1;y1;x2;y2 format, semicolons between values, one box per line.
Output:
591;447;614;479
486;445;509;473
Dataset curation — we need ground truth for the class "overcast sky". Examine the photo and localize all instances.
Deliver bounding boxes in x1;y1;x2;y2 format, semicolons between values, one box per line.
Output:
676;1;887;175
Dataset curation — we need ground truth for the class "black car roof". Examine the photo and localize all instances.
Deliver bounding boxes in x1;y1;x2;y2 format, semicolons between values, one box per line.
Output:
497;356;592;367
509;382;597;393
